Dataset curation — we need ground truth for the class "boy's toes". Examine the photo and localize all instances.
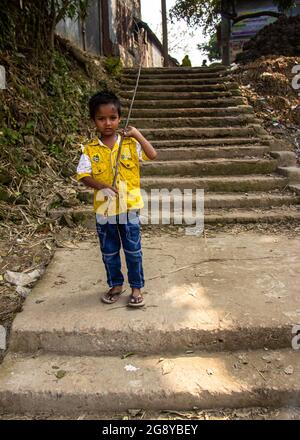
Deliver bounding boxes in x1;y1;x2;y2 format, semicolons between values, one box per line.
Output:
128;294;145;308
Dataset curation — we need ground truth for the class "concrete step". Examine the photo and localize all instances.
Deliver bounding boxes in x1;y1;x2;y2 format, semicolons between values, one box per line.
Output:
121;97;246;108
51;205;300;229
122;72;230;81
77;189;299;210
123;83;239;93
0;348;299;415
289;184;300;195
122;77;235;86
140;175;288;192
120;90;241;100
151;138;272;148
140;159;277;177
278;166;300;183
8;233;300;356
152;146;270;160
123;66;227;75
141;126;267;140
125;106;254;119
130;115;259;129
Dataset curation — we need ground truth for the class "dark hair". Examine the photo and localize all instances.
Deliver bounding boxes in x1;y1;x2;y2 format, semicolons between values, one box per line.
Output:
89;91;121;120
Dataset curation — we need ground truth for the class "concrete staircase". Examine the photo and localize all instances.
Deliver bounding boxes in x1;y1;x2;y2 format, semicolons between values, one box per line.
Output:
1;67;300;418
57;65;300;228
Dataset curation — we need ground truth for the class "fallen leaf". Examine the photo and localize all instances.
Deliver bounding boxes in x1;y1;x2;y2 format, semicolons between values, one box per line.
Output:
284;365;294;375
161;360;175;375
128;409;142;416
55;370;67;379
57;241;79;249
121;352;135;359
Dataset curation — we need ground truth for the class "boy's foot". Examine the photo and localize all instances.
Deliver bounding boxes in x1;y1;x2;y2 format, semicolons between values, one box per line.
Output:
101;287;126;304
127;289;145;308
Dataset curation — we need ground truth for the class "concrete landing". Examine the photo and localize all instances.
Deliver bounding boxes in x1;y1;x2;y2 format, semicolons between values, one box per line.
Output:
9;233;300;356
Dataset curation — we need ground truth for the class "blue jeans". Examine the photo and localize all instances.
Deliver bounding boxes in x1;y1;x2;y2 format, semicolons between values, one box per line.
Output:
96;210;145;289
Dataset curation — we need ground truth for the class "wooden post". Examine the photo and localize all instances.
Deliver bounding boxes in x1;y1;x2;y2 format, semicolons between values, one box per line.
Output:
161;0;169;67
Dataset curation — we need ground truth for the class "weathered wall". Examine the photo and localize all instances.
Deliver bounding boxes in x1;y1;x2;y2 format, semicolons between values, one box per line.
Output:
56;0;103;55
56;0;169;67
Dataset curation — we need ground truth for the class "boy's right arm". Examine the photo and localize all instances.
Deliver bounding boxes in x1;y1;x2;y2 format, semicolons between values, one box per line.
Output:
80;176;118;194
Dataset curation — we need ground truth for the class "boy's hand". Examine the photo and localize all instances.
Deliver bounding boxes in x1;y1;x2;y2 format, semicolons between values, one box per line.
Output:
122;126;157;161
105;185;118;195
123;126;139;138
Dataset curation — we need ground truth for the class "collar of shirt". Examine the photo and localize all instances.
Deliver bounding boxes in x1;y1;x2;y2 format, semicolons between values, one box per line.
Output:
98;134;121;152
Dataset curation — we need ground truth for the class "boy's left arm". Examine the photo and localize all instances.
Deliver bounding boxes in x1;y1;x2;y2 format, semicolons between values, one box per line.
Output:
124;126;157;160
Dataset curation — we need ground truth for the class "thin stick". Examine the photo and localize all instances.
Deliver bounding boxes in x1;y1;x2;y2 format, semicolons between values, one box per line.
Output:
104;28;145;216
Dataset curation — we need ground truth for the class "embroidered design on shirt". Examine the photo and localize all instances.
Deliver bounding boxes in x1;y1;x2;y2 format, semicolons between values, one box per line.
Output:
92;155;100;163
121;147;132;160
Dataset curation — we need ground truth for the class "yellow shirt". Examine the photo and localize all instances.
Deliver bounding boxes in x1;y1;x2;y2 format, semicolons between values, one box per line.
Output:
76;135;149;216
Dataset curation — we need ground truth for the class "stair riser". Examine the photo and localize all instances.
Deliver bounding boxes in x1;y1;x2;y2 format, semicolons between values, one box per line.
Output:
121;98;246;108
121;91;241;100
141;178;288;192
129;116;258;129
123;66;227;75
141;161;277;177
155;147;270;160
69;211;300;230
152;138;271;147
2;384;299;415
122;77;234;86
77;192;298;209
123;84;239;93
123;106;254;118
9;325;294;357
141;127;267;140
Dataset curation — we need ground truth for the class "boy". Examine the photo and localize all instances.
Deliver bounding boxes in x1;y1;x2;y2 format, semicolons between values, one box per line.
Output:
76;91;157;307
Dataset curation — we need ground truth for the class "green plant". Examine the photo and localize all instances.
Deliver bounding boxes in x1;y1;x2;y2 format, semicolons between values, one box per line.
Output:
104;57;123;77
16;165;35;176
48;143;65;159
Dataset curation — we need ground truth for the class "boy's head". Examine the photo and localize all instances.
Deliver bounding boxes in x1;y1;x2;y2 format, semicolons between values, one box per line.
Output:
89;91;122;136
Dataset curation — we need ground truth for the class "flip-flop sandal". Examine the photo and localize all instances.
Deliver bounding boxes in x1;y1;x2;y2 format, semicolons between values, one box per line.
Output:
101;288;126;304
127;294;145;308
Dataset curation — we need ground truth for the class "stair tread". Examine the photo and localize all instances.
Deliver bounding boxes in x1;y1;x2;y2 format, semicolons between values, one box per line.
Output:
8;234;300;357
0;348;299;414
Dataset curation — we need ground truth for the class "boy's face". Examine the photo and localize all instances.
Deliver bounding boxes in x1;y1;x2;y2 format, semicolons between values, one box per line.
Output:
94;104;121;136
